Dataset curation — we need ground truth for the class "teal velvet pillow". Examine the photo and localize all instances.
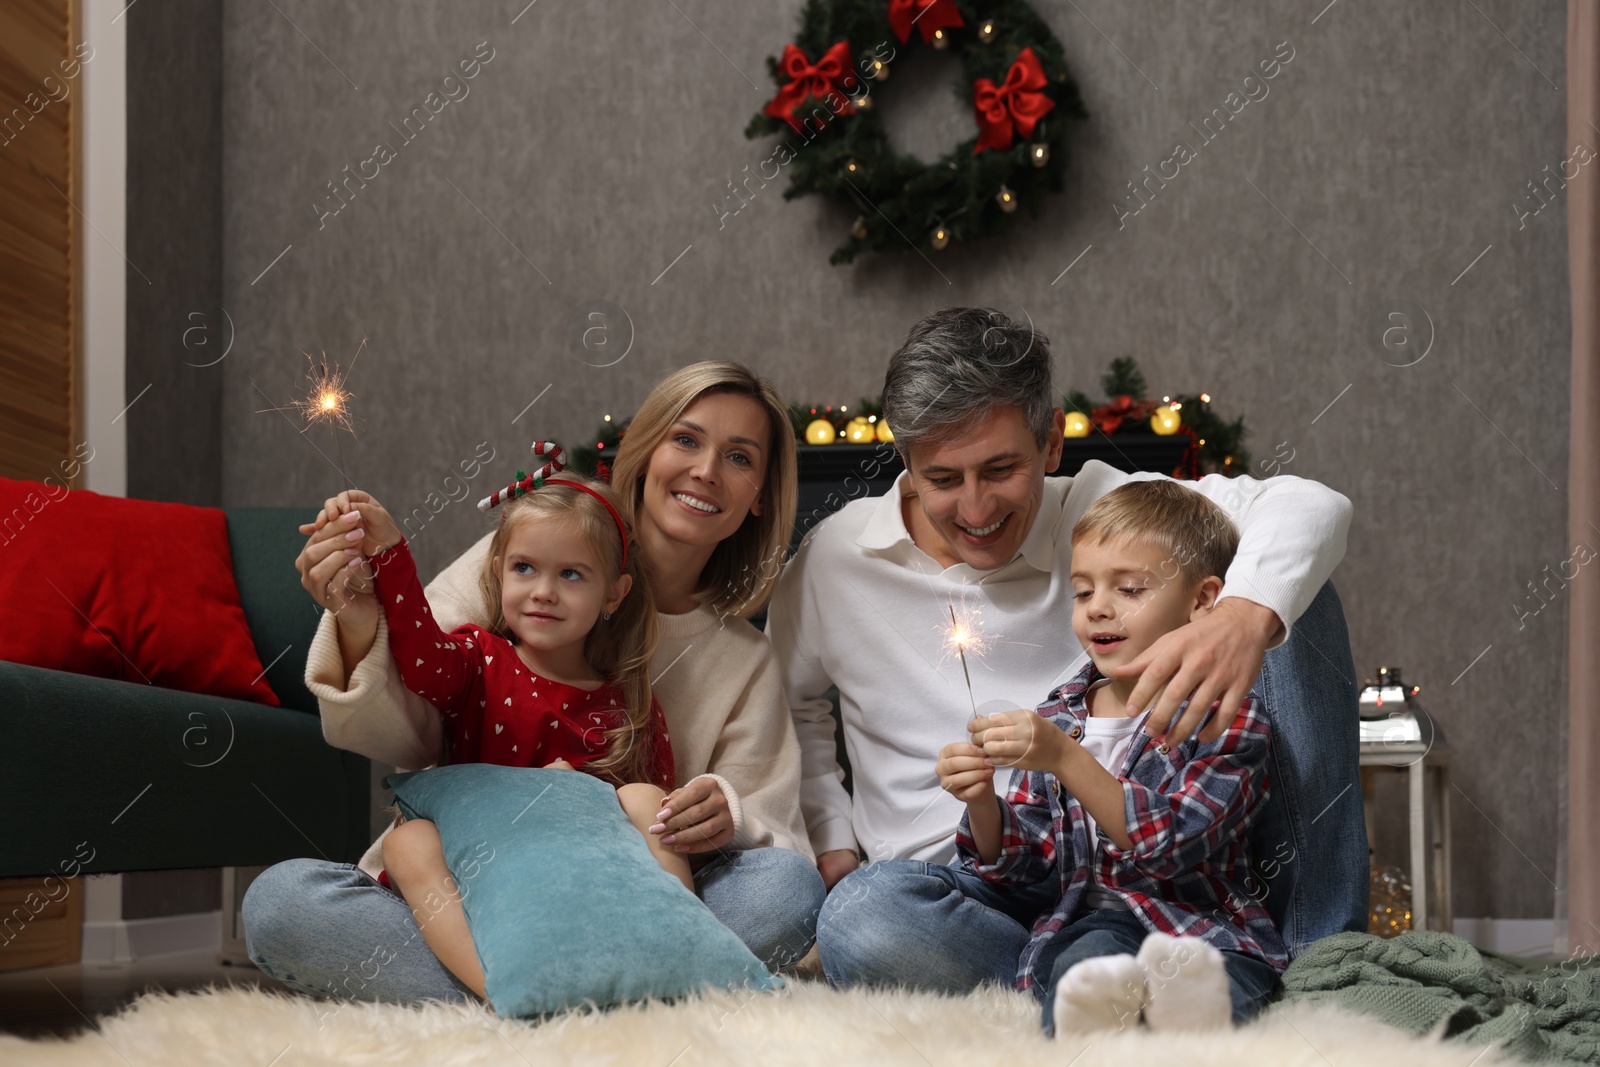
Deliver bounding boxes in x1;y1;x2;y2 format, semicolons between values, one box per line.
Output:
385;764;781;1016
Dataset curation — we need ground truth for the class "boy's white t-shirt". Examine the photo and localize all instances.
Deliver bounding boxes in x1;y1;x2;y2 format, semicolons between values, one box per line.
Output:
1077;679;1144;912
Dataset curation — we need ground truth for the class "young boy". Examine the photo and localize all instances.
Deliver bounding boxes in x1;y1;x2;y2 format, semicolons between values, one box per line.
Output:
935;479;1288;1036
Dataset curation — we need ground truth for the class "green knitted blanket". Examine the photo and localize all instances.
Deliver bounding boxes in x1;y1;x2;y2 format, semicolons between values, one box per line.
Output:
1279;931;1600;1064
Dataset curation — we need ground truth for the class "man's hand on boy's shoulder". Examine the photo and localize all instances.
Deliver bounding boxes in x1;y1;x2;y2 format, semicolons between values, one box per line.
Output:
1110;597;1282;745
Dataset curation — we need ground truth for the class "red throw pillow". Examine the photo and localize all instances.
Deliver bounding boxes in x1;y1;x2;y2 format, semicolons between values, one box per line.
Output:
0;477;279;705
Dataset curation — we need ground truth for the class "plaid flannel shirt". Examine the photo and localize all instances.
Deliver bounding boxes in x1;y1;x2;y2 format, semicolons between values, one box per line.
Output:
956;661;1289;992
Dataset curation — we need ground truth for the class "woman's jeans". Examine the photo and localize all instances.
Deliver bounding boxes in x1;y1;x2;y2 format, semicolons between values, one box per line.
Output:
242;846;824;1005
818;580;1369;991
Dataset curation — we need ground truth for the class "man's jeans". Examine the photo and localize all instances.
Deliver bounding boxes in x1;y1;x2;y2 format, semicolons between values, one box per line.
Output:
818;580;1368;991
242;846;824;1004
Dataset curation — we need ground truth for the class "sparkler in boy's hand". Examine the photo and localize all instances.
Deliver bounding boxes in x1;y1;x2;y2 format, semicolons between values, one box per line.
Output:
948;603;979;719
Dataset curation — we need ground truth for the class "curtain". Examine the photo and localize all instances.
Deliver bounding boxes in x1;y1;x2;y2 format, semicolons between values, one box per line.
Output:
1566;0;1600;958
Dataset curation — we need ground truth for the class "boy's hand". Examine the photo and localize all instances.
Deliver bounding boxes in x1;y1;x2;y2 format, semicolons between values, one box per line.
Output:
973;709;1071;773
936;742;994;805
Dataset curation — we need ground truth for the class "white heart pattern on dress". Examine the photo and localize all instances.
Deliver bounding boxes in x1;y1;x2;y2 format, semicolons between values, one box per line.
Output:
485;656;493;665
495;723;504;733
395;594;403;602
414;658;424;667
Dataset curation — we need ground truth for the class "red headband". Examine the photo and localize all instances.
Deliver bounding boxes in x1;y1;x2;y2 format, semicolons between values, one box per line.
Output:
542;479;630;572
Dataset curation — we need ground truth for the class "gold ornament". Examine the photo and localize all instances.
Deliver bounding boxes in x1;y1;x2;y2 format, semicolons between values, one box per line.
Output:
876;418;894;442
852;91;873;111
845;417;875;443
870;58;889;81
995;185;1018;213
851;216;868;239
1030;143;1050;167
1063;411;1091;438
844;158;861;175
930;225;950;250
1151;405;1182;436
805;418;836;445
931;28;949;49
978;21;996;42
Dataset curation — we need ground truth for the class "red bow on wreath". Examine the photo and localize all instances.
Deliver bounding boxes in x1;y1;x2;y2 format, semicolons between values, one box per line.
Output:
763;42;857;134
972;47;1055;153
1090;395;1157;435
888;0;963;45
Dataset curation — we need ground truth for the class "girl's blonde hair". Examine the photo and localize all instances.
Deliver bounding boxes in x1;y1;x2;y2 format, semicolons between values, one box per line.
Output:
610;361;798;619
477;476;661;786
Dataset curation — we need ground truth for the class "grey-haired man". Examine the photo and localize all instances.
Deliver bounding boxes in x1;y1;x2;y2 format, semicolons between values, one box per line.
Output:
766;307;1366;990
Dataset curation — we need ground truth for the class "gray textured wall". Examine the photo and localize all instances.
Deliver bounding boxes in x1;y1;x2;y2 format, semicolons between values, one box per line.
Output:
126;0;224;507
209;0;1572;920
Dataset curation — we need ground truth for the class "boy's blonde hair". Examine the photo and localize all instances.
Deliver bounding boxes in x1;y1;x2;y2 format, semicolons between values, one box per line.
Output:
609;361;798;619
1072;480;1240;587
477;475;661;786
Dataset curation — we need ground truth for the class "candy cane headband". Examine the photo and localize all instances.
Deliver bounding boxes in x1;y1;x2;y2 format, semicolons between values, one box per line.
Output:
475;441;629;570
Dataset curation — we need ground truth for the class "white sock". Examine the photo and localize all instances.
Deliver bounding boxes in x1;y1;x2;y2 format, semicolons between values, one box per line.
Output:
1136;932;1232;1032
1050;953;1146;1036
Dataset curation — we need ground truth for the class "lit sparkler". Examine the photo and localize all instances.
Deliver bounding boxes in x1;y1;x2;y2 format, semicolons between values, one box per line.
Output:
256;336;366;488
946;602;984;718
291;337;364;435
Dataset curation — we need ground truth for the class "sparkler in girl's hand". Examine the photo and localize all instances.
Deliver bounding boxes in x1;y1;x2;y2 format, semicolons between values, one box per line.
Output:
258;337;366;489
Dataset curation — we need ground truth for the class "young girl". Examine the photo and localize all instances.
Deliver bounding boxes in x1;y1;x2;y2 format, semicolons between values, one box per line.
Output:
340;468;682;1003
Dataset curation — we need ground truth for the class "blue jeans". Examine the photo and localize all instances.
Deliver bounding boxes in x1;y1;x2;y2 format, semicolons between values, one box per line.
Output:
1248;580;1369;957
818;580;1368;989
242;846;824;1005
817;861;1058;993
1034;908;1279;1034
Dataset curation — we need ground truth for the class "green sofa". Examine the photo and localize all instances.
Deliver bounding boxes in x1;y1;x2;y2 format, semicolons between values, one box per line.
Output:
1;508;370;879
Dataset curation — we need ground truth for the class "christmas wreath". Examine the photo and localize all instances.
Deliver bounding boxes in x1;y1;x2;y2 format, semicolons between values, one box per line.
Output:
745;0;1086;264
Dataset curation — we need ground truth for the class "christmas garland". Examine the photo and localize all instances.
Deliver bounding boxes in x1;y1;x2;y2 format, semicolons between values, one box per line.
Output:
745;0;1086;264
1064;357;1251;477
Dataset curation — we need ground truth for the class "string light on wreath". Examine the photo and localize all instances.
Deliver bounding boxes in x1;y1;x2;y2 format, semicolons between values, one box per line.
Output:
745;0;1087;264
888;0;963;45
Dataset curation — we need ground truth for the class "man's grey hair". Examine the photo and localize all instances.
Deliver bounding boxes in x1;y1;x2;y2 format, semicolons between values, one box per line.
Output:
882;307;1055;454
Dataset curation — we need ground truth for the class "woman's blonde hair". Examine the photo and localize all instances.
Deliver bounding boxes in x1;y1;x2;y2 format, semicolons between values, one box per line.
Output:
476;476;661;786
610;361;798;619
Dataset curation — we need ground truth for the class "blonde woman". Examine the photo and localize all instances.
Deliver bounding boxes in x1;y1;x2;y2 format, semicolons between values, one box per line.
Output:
244;363;819;1005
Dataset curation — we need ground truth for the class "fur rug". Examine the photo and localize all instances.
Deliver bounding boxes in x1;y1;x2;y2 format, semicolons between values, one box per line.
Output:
0;981;1529;1067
